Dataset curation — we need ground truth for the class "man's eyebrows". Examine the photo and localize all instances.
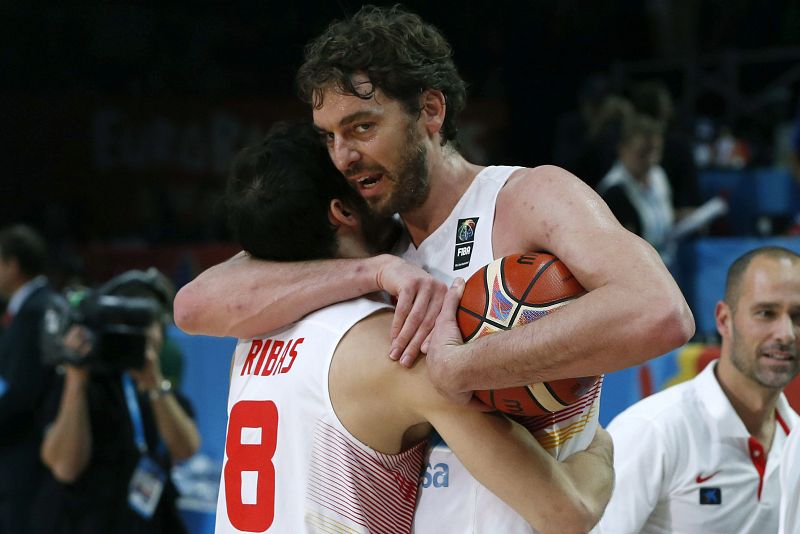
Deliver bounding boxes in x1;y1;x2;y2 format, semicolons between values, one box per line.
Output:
316;111;380;132
338;111;378;125
751;301;779;308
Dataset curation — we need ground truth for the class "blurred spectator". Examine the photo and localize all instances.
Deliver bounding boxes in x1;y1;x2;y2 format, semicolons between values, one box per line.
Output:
596;114;674;261
630;80;700;212
581;95;636;188
34;270;200;534
554;75;611;180
554;76;634;188
0;225;57;533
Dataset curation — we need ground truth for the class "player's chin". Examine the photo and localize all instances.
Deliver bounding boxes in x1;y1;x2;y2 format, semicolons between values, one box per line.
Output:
756;362;798;388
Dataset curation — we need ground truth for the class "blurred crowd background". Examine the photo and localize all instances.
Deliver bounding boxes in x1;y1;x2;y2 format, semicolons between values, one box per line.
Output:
3;3;800;531
2;0;800;291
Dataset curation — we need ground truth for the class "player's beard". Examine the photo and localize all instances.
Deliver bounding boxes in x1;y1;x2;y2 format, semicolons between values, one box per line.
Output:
730;323;799;389
366;122;430;218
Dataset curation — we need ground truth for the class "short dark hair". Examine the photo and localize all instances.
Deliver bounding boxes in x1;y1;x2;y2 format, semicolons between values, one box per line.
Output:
225;121;370;261
724;246;800;310
297;4;467;145
0;224;47;277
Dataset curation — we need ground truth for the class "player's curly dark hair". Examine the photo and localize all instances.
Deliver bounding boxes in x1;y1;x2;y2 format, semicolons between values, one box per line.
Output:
225;121;360;261
225;121;400;262
297;4;467;145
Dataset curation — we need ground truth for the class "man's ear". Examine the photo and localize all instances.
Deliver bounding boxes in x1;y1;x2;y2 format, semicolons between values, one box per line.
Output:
328;199;359;228
715;300;732;339
419;89;446;137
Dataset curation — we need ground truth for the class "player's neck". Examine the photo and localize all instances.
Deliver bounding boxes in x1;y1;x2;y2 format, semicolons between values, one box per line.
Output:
401;147;484;247
715;358;781;447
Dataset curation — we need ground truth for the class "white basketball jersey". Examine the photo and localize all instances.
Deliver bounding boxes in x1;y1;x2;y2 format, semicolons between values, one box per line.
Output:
216;298;426;534
403;166;603;534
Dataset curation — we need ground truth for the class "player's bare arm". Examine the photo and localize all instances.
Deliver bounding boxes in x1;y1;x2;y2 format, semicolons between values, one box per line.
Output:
560;425;615;525
331;308;614;533
174;251;447;357
426;165;694;395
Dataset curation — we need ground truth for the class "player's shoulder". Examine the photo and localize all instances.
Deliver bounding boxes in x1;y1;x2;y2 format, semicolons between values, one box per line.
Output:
506;164;581;186
609;379;699;433
332;303;394;373
328;305;393;400
332;305;439;418
500;164;596;205
494;164;610;251
334;309;446;412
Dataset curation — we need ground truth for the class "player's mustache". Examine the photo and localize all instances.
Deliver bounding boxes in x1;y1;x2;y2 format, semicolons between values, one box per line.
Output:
762;342;798;358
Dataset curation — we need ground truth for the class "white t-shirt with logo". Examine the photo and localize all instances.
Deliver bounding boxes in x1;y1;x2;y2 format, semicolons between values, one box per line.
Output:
599;361;798;534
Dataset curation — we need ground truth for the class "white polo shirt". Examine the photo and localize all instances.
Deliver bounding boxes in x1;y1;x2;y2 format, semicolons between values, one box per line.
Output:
598;361;798;534
780;425;800;534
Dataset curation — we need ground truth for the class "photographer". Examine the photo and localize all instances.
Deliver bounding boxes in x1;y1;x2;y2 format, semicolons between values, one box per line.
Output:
33;271;200;534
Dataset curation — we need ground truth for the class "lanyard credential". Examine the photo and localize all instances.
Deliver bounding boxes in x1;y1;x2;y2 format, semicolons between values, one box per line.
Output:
121;373;148;454
122;372;168;519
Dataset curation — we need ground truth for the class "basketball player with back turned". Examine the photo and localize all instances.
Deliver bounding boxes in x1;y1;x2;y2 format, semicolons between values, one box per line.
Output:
175;5;694;532
215;121;613;534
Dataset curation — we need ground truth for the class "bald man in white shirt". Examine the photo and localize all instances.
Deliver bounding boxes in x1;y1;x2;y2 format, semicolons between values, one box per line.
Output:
599;246;800;534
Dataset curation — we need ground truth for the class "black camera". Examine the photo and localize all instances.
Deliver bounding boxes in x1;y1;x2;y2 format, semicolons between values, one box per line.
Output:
41;269;173;372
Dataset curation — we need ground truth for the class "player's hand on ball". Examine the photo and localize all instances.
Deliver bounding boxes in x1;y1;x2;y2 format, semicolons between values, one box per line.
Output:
375;255;447;367
425;278;475;406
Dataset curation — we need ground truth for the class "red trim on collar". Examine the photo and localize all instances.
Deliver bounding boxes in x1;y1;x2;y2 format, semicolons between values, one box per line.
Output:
776;410;790;436
748;437;767;500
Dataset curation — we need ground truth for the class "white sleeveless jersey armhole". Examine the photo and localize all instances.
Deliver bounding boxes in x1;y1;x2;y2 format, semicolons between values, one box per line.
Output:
216;298;426;534
405;166;603;534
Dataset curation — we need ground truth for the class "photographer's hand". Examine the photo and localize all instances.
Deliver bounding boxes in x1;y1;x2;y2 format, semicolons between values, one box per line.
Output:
128;324;164;392
41;326;93;483
131;323;201;462
62;326;91;385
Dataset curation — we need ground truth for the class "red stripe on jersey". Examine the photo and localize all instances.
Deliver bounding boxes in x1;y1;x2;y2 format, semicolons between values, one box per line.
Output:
306;421;426;534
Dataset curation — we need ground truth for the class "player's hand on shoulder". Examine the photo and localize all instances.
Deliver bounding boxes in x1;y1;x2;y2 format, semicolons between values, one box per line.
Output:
424;278;475;406
374;255;447;368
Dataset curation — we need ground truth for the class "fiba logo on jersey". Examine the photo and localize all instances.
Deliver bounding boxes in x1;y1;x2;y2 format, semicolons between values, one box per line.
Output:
454;217;479;271
457;219;476;242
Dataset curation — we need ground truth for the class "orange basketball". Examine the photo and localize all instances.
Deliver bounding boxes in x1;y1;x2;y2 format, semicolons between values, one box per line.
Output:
457;252;600;416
